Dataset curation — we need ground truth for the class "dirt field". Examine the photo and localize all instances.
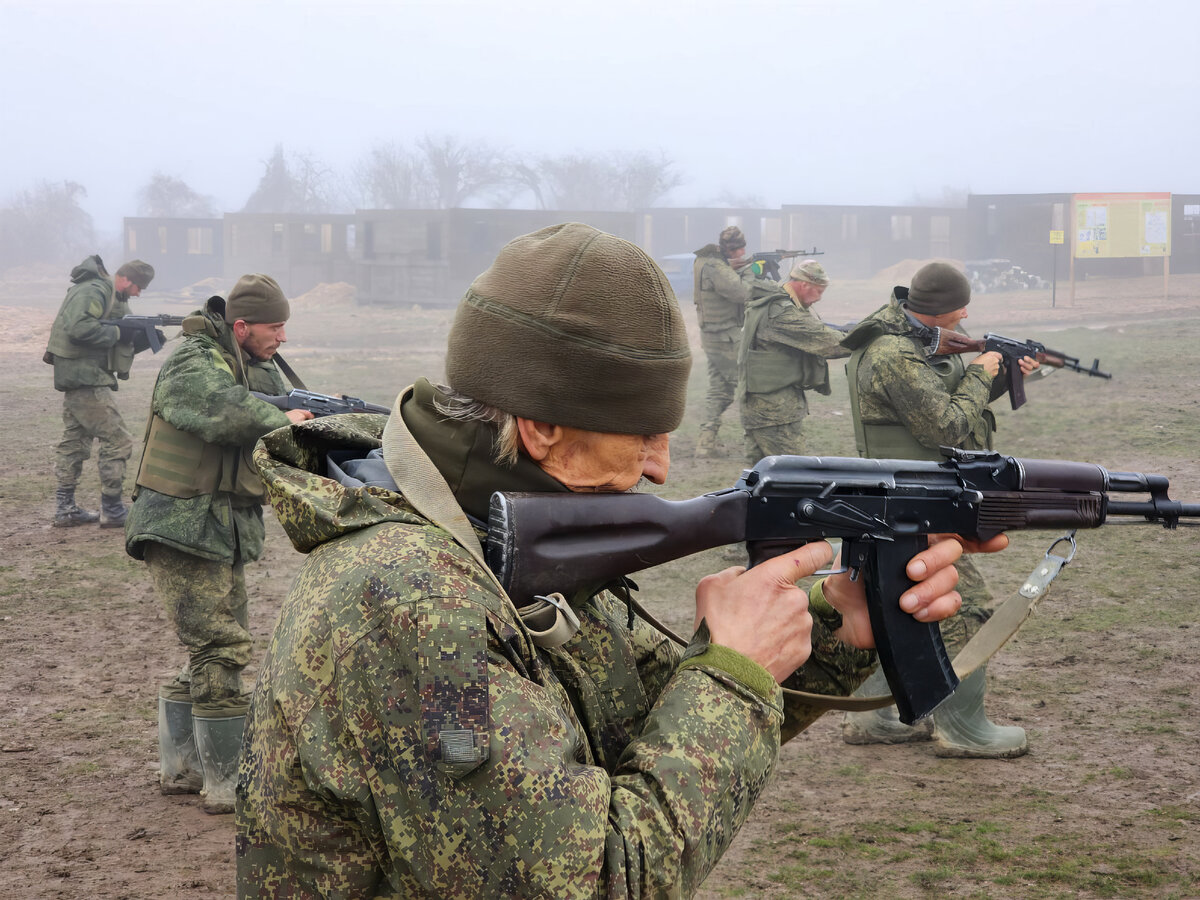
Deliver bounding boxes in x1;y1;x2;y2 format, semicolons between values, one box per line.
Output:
1;266;1197;899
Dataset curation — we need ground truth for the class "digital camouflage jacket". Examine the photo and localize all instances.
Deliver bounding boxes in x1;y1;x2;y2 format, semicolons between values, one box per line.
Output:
842;293;1003;457
739;282;849;430
691;244;748;339
44;255;129;391
235;380;871;899
124;297;290;564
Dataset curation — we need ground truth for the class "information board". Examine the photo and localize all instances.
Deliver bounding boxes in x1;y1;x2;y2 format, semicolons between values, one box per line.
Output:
1074;192;1171;258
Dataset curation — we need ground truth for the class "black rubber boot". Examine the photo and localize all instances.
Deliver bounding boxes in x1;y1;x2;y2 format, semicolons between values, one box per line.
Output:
53;488;99;527
99;493;128;529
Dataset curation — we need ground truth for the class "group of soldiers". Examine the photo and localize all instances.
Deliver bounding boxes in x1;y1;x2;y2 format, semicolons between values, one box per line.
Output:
693;224;1034;759
43;224;1030;897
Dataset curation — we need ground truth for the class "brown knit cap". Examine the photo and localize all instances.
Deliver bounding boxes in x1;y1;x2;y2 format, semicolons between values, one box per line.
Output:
116;260;155;290
718;225;746;252
906;262;970;315
445;223;692;434
225;274;290;324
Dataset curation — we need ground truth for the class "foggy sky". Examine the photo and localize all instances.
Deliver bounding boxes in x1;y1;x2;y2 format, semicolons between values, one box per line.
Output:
3;0;1198;234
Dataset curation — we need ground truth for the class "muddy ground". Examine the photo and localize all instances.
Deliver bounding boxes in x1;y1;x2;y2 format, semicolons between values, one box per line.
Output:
0;266;1197;899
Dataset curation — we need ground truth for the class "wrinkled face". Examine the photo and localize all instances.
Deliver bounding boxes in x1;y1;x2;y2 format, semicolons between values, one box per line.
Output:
236;320;288;361
794;281;827;306
114;275;141;298
541;428;671;493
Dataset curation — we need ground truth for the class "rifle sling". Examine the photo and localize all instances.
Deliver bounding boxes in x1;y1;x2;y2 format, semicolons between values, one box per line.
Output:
272;352;307;390
624;535;1074;714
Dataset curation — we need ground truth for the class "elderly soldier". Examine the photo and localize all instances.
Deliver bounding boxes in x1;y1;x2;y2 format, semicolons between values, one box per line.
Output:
234;224;1000;898
739;260;849;465
840;261;1037;758
691;225;751;458
44;255;155;527
124;274;313;813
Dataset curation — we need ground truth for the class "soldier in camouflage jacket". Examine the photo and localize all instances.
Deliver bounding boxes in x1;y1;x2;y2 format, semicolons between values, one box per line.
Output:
235;225;982;898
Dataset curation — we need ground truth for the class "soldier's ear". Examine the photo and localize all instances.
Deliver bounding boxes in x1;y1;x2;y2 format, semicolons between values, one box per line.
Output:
514;418;563;462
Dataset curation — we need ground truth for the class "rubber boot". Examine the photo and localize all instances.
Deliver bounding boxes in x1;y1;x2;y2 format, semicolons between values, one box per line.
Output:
842;666;933;744
694;425;720;460
99;492;128;529
192;711;247;814
931;666;1028;759
158;694;203;795
52;488;99;527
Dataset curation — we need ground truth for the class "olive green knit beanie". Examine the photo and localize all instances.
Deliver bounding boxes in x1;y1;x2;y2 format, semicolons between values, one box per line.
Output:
225;273;290;324
445;223;692;434
906;262;970;315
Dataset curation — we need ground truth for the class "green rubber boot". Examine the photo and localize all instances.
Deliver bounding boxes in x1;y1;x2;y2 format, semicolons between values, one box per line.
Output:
932;666;1028;759
158;693;203;795
841;667;933;744
192;709;247;814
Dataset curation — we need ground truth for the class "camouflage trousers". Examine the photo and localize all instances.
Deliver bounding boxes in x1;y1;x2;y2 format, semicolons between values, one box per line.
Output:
145;543;252;714
744;419;808;467
55;387;132;496
699;336;740;432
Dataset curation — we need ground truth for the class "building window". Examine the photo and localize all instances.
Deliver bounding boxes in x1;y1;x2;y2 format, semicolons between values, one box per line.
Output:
890;215;912;241
427;222;443;261
186;227;214;255
986;204;999;237
321;223;334;254
930;215;951;242
272;223;285;254
346;224;357;251
128;228;137;253
841;214;858;241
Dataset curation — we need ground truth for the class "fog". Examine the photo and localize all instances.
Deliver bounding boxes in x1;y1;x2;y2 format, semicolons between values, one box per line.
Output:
4;0;1198;232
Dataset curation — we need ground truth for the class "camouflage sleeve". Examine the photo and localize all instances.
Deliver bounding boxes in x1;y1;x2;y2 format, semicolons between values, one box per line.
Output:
762;305;851;359
62;282;119;350
708;259;750;305
155;339;290;446
865;336;995;449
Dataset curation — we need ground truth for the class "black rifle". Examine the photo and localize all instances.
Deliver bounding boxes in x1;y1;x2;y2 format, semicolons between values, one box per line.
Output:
251;388;390;417
486;449;1200;724
734;247;824;282
100;314;187;353
931;329;1112;409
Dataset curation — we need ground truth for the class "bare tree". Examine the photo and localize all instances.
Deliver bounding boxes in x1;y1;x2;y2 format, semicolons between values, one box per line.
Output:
137;173;217;218
0;180;95;268
906;185;970;208
242;145;346;214
414;135;511;209
529;150;683;211
703;188;767;208
352;141;431;209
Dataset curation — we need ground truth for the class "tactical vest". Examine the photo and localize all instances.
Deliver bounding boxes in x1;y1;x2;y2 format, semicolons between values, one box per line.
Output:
741;296;831;396
43;279;135;378
693;256;745;334
846;342;993;460
135;316;284;504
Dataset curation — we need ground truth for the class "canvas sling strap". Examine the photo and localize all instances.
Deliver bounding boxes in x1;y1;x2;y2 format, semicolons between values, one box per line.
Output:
623;533;1079;713
379;386;581;651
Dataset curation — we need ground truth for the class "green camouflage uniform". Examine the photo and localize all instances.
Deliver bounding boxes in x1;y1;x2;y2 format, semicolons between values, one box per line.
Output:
692;245;750;435
739;282;849;465
235;378;873;899
842;293;1008;647
44;256;135;497
125;297;291;710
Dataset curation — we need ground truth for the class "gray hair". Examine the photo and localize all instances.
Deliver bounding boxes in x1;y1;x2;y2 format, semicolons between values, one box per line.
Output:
432;384;522;467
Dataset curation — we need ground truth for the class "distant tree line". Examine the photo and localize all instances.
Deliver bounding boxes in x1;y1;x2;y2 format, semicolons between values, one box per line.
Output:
0;134;687;268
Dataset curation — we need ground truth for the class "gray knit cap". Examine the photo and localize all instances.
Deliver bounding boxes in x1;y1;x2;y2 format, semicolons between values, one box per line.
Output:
718;225;746;252
225;274;290;324
445;223;692;434
907;262;970;315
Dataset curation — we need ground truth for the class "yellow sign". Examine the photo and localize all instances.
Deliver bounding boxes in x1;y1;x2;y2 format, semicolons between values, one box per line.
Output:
1049;230;1064;245
1074;192;1171;258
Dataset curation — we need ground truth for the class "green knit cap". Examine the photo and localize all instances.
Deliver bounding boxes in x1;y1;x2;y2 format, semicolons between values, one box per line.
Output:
116;260;155;289
225;274;290;324
445;223;692;434
907;262;970;315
